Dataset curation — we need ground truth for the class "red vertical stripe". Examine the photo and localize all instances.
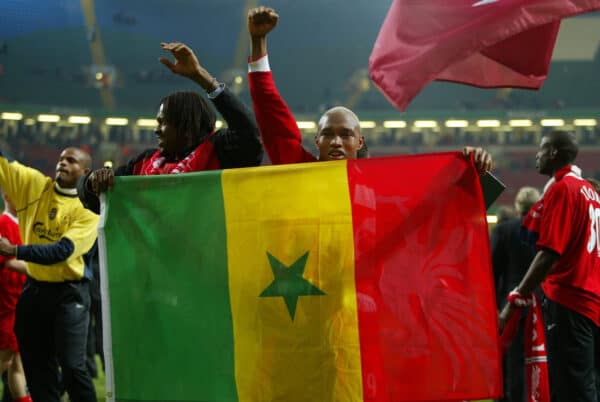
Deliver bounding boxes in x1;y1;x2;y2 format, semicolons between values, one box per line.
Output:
347;153;502;401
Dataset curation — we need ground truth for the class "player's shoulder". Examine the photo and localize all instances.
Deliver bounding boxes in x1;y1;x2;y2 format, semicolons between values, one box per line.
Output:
559;174;592;195
552;174;580;192
0;213;18;234
71;197;101;221
549;175;597;206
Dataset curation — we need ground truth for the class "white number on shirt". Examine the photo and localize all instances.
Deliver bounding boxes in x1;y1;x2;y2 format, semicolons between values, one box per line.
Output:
587;205;600;255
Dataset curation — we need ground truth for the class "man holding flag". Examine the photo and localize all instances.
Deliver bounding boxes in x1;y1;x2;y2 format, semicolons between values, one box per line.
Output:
246;6;494;172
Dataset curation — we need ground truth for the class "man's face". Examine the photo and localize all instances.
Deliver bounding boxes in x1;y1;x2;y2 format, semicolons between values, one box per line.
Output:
155;103;181;155
535;137;555;175
55;148;89;188
315;111;364;161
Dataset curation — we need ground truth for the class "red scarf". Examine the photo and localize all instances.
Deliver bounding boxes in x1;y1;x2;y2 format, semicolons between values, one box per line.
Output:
501;293;550;402
140;138;217;175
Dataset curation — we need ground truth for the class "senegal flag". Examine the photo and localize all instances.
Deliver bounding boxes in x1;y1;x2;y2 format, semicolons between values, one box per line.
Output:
99;153;501;402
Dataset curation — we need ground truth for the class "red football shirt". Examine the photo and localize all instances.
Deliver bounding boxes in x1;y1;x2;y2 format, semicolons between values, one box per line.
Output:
537;168;600;326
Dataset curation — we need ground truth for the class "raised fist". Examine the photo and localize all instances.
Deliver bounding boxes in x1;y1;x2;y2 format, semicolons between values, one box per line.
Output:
248;7;279;38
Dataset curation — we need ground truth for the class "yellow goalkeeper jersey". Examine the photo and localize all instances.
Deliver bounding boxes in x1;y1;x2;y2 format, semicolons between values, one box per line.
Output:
0;152;99;281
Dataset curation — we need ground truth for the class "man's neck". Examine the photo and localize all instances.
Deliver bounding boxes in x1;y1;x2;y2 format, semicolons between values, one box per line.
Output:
54;181;78;196
552;163;573;177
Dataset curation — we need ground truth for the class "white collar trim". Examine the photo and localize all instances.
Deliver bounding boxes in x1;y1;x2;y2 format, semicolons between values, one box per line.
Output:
54;182;78;196
542;165;582;196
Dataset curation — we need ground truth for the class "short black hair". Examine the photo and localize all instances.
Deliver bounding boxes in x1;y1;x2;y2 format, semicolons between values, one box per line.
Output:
546;131;578;165
160;91;216;147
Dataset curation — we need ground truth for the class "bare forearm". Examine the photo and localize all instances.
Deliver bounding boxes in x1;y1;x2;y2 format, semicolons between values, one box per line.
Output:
517;249;560;295
5;259;28;275
251;36;267;60
189;67;219;92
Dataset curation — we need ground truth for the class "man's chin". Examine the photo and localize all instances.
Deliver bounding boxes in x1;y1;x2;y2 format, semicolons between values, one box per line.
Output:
55;176;74;188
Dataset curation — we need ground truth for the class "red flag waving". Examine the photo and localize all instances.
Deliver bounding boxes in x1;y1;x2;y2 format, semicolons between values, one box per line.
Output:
369;0;600;111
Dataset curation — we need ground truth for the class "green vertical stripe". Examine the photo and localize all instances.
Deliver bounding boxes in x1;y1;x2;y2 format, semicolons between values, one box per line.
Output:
104;171;238;401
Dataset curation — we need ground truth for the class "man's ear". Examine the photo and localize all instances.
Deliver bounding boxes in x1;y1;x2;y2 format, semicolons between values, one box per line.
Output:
358;135;365;149
84;168;91;175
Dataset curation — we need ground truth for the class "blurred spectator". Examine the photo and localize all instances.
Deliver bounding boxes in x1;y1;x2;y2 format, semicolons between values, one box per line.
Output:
491;186;541;402
586;177;600;193
496;205;516;225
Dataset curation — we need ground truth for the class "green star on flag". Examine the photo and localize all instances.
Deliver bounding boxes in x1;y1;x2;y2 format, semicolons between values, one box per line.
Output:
260;251;325;320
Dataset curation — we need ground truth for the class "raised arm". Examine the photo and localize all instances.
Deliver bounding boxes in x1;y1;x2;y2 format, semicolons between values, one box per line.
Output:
159;42;220;92
160;42;262;168
0;150;49;211
247;7;316;164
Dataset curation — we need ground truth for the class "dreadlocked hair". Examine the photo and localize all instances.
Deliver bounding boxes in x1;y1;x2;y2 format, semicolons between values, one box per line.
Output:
546;130;578;165
160;91;217;148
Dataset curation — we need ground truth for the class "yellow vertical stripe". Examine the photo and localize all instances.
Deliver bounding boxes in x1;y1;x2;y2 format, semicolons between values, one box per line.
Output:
222;162;363;402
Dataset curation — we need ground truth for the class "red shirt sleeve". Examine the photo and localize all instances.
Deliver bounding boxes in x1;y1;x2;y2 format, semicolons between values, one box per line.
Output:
248;71;316;165
537;182;571;255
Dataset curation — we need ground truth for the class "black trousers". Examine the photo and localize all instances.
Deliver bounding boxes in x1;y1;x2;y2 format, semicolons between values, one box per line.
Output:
544;298;599;402
15;279;97;402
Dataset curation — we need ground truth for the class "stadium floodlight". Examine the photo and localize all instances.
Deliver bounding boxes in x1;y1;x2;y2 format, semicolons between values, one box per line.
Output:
487;215;498;224
414;120;438;128
296;121;316;129
540;119;564;127
476;119;501;128
105;117;129;126
359;121;376;129
573;119;597;127
37;114;61;123
383;120;407;128
68;116;91;124
445;120;468;128
1;112;23;121
215;120;223;129
509;119;532;127
136;118;157;128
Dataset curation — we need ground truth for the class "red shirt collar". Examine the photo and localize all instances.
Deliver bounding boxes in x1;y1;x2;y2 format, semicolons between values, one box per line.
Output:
553;165;573;182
